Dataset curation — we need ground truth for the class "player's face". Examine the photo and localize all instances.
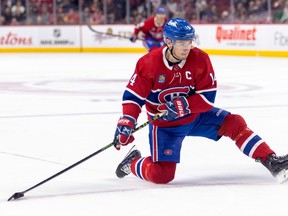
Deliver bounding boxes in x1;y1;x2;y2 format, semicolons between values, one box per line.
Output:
155;14;166;25
172;40;193;60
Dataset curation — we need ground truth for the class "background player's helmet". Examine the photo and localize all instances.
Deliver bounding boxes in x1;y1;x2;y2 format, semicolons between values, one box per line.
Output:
156;7;165;14
163;18;195;45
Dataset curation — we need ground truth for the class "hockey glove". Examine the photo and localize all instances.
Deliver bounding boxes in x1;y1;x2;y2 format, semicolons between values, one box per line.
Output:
158;96;191;121
129;34;137;42
113;115;136;150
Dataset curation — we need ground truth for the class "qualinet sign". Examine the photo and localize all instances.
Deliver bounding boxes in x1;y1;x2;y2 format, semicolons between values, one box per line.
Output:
216;26;256;43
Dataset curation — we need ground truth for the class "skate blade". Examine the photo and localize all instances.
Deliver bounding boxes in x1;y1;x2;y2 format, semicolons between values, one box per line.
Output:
276;169;288;184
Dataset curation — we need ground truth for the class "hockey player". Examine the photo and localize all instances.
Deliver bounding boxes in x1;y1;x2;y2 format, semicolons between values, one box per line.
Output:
114;17;288;184
129;7;168;52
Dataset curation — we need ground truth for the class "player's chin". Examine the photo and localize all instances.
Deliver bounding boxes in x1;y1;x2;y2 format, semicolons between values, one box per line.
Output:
179;53;189;60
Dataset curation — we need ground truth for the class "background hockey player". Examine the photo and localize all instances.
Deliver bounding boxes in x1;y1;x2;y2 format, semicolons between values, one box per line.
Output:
114;17;288;184
129;7;168;52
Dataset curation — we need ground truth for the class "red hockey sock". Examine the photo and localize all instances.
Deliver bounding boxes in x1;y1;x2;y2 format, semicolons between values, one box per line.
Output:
131;156;176;184
218;114;274;161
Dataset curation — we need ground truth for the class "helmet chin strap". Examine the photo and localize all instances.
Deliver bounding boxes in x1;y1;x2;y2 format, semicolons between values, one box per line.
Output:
169;46;182;61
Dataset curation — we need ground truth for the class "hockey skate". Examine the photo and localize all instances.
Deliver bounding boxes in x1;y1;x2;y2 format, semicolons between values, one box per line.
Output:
257;154;288;183
115;145;141;178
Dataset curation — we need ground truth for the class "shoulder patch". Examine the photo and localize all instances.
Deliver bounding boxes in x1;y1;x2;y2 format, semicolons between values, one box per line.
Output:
158;74;166;83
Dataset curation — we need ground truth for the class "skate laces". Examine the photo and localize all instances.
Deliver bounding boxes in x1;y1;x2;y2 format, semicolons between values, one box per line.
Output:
120;164;132;175
119;145;138;174
268;154;288;165
275;154;288;161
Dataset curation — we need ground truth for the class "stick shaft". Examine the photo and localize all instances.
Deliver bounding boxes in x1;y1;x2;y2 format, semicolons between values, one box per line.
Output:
88;25;144;41
18;113;163;195
22;142;114;194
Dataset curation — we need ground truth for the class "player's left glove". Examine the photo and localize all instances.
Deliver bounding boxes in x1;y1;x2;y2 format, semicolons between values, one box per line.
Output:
129;34;137;42
158;96;191;121
113;115;136;150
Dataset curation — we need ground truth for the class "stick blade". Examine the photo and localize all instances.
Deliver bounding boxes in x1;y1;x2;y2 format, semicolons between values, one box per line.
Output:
7;192;24;201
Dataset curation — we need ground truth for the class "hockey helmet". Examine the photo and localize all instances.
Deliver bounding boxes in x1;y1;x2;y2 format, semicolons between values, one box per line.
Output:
163;18;195;44
156;7;165;14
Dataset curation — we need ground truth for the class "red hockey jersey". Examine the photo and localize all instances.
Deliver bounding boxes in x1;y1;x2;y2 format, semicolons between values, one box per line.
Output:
133;16;168;41
122;46;217;127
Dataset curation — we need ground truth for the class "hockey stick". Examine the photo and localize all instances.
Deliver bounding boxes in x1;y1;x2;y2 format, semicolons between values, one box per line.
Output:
7;112;165;201
87;25;144;41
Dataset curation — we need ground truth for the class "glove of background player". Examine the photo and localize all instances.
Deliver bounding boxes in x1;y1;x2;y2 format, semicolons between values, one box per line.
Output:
129;34;137;42
113;115;136;150
158;96;191;121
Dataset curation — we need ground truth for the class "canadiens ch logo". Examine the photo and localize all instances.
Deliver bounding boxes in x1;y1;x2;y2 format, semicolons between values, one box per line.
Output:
158;74;166;83
158;86;192;103
164;149;173;155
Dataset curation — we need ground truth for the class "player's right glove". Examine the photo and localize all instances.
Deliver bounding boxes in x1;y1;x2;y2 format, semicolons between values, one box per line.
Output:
158;96;191;121
129;34;137;42
113;115;136;150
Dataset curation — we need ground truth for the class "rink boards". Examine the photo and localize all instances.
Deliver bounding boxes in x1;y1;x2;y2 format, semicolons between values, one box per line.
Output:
0;24;287;57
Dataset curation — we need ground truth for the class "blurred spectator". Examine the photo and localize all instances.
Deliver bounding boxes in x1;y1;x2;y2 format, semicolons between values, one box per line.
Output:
1;0;14;9
247;0;257;14
130;0;138;11
208;4;220;23
280;0;288;22
89;6;104;24
166;0;178;17
166;0;185;18
56;5;65;24
219;10;231;23
38;4;53;24
0;0;285;25
81;6;91;24
272;0;285;22
114;0;126;23
10;16;20;25
129;9;140;24
197;0;207;18
234;1;248;23
0;15;6;25
196;0;220;23
27;0;54;25
55;0;79;24
133;11;145;24
62;0;76;12
183;1;196;22
150;0;162;9
11;0;26;23
88;0;102;14
11;0;25;14
129;2;148;24
63;8;79;23
247;0;261;22
105;0;115;24
2;5;13;25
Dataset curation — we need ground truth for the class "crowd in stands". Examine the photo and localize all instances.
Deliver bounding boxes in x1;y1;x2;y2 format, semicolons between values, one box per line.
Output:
0;0;288;25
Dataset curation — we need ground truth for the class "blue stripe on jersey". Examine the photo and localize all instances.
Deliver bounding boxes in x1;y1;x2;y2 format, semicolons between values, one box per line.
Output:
243;135;261;156
202;91;216;103
147;92;161;105
123;90;146;107
135;157;145;179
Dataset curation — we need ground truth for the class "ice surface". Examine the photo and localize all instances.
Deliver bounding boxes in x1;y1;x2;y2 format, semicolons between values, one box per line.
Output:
0;53;287;216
